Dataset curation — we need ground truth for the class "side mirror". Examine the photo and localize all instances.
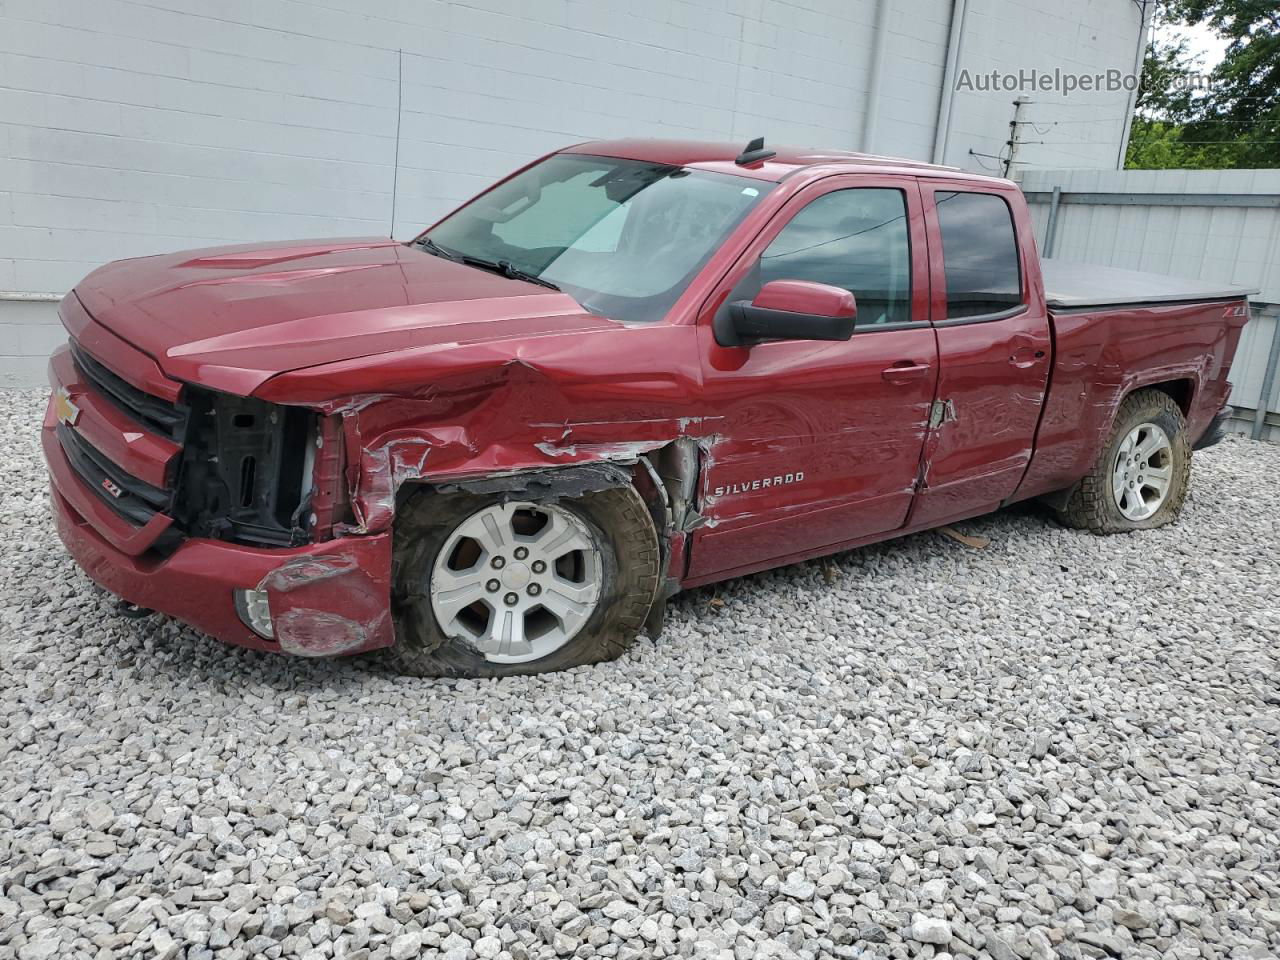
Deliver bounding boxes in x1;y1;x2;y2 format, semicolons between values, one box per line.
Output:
716;280;857;347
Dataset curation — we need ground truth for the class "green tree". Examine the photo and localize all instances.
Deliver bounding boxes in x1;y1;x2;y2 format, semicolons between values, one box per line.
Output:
1160;0;1280;168
1127;119;1233;168
1125;8;1218;168
1134;16;1201;121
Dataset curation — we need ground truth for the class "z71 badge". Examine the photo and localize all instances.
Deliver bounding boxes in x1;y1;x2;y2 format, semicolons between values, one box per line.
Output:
713;472;805;497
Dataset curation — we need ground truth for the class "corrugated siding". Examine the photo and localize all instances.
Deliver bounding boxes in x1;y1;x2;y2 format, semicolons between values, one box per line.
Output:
1023;168;1280;302
1233;310;1279;417
1022;168;1280;434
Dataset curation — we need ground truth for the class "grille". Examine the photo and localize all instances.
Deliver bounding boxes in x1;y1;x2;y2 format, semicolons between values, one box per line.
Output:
70;341;187;441
57;423;171;527
63;338;319;550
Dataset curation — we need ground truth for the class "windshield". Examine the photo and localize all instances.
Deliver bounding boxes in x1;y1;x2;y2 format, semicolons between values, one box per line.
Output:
419;154;774;323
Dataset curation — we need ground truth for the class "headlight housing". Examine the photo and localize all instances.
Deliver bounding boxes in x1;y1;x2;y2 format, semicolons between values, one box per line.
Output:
234;587;274;639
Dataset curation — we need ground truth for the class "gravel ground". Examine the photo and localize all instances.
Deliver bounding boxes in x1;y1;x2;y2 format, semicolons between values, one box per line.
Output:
2;385;1279;960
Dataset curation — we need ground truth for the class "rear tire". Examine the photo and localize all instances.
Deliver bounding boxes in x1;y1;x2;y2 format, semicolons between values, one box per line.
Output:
1057;388;1192;534
387;485;659;677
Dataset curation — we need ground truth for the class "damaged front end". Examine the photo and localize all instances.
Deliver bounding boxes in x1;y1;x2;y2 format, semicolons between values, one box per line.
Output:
228;322;715;654
156;387;401;655
299;390;716;644
244;554;392;657
172;387;323;547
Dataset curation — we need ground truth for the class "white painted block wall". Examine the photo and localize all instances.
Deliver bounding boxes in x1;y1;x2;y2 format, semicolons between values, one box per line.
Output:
943;0;1143;172
1;0;1143;385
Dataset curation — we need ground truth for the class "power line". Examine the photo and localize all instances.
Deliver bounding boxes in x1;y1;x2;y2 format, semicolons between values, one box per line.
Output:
1014;117;1126;126
1135;117;1280;123
967;149;1032;170
967;150;1004;171
1036;139;1280;145
761;213;906;261
1147;139;1280;145
1023;114;1279;127
1022;118;1277;131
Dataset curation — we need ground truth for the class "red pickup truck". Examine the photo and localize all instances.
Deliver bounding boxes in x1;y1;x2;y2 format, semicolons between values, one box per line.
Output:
44;139;1253;676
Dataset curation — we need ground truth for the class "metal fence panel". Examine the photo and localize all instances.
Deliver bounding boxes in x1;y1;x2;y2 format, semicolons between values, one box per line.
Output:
1021;169;1280;441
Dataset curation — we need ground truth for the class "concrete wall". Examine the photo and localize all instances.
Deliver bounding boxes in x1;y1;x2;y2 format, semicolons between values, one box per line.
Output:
1;0;1145;385
940;0;1143;172
0;296;62;387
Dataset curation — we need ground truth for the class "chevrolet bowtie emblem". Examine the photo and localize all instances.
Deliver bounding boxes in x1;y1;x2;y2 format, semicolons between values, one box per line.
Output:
54;387;81;427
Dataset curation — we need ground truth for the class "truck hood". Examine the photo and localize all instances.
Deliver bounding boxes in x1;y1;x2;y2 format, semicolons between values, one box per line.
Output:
74;237;621;396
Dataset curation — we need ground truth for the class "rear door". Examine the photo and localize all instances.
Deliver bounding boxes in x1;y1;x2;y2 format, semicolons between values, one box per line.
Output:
908;183;1051;529
686;175;938;581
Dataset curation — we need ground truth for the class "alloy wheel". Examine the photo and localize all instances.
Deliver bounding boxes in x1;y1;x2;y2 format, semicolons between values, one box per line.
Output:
1111;422;1174;521
430;501;602;663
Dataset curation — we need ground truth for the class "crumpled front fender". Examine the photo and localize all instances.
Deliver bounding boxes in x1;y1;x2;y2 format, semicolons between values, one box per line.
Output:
253;325;710;537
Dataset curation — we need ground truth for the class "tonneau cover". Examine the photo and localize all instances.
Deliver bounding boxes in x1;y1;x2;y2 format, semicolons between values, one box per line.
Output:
1042;259;1259;310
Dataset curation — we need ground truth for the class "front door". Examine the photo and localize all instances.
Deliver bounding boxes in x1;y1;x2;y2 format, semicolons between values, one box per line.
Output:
687;176;939;581
907;183;1052;529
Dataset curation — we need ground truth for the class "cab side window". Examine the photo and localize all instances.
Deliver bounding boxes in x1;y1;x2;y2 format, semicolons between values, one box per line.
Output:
758;188;912;326
934;191;1023;319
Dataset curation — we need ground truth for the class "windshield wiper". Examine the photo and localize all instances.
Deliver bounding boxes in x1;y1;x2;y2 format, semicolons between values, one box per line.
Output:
412;236;459;261
410;237;561;291
459;255;561;291
498;262;560;291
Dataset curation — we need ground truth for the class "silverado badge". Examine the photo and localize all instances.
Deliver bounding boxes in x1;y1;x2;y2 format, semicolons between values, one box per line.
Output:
54;388;81;427
712;472;805;497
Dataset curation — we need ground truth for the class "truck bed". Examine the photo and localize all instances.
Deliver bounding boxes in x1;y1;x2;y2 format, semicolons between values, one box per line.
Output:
1042;259;1258;310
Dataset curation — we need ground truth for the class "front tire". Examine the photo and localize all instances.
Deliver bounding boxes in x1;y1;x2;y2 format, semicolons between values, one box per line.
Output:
1057;388;1192;534
388;485;659;677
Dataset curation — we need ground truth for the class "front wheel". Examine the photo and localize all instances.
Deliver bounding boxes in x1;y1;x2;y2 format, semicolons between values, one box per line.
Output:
1057;388;1192;534
388;485;660;677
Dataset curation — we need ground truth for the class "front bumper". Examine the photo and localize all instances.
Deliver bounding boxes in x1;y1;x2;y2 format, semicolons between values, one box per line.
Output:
43;396;394;657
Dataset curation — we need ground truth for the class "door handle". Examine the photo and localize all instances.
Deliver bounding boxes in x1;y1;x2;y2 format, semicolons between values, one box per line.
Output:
1009;348;1047;369
882;361;931;382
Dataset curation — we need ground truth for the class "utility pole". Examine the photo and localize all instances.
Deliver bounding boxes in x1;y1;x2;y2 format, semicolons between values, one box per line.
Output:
1118;0;1156;170
1004;97;1032;178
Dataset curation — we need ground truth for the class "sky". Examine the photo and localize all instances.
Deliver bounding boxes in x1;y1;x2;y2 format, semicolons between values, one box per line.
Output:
1168;19;1230;70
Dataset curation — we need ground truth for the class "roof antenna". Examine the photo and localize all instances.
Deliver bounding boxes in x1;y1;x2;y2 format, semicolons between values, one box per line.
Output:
735;136;776;166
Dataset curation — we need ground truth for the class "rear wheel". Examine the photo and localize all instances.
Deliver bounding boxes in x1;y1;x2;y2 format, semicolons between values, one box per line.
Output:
1057;388;1192;534
388;486;659;677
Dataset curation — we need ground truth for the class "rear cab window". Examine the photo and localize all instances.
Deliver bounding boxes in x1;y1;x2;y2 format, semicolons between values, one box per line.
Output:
933;191;1023;321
